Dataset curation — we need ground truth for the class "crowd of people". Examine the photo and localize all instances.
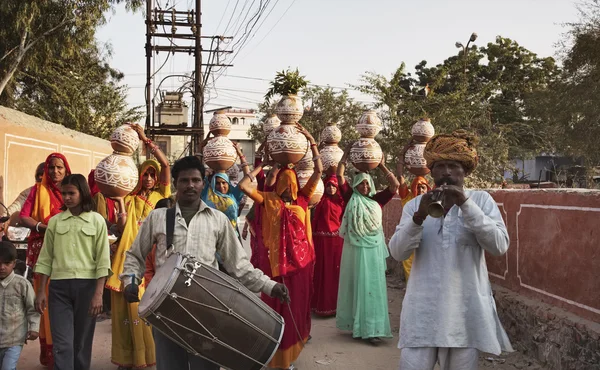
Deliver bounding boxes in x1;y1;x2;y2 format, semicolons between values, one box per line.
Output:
0;124;512;370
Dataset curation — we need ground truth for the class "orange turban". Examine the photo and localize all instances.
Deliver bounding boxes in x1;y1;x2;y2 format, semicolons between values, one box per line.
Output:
424;130;479;174
275;169;299;200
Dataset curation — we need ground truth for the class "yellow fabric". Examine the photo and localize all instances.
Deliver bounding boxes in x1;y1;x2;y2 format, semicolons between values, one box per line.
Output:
31;182;51;224
424;129;480;174
248;171;317;277
33;276;52;347
275;170;299;200
110;291;156;368
269;336;309;369
93;193;110;220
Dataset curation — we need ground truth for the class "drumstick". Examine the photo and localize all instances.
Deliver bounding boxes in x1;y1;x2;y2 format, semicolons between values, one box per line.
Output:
281;277;306;349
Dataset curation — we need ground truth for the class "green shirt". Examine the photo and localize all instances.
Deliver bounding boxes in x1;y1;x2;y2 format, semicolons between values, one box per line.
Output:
34;210;112;280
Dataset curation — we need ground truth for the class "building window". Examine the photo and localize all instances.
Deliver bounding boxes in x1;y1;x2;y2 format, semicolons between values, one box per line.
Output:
241;117;245;125
232;117;239;125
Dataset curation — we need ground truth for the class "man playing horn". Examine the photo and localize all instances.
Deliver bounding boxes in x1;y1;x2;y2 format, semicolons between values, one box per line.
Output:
389;130;513;370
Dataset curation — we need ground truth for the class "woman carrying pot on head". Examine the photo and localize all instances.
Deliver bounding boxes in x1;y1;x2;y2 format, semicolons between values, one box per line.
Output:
199;138;250;236
335;145;400;345
238;126;321;370
105;123;171;370
19;152;72;368
311;174;345;317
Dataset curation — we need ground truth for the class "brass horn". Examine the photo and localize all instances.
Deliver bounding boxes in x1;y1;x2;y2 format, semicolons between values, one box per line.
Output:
427;190;445;218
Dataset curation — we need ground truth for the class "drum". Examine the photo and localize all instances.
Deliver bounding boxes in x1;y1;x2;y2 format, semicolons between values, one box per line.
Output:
139;253;285;370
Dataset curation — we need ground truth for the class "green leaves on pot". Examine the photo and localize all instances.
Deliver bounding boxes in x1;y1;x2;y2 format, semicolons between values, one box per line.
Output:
264;68;309;104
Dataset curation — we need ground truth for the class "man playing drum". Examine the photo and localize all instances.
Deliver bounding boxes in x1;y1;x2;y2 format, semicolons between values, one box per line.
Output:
120;156;290;370
389;130;513;370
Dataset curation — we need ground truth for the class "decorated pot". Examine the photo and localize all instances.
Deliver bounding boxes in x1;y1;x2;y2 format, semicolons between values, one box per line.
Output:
226;163;240;183
356;110;382;138
209;110;232;136
267;125;309;165
296;149;314;171
110;125;140;154
263;114;281;135
321;145;344;176
297;169;324;207
203;136;237;172
275;94;304;124
411;118;435;143
349;138;383;172
321;122;342;144
95;153;139;197
404;142;430;176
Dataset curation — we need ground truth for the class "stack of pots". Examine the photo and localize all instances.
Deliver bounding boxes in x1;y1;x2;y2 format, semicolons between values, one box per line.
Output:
295;149;324;207
320;122;344;176
95;124;140;197
263;114;281;136
203;110;238;172
349;110;383;172
267;95;309;165
404;118;435;176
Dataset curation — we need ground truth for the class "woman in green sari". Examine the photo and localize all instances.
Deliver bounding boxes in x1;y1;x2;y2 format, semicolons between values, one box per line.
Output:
335;151;399;344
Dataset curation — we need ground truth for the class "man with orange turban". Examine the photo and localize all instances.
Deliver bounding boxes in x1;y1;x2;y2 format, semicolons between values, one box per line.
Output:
397;140;432;281
389;130;513;370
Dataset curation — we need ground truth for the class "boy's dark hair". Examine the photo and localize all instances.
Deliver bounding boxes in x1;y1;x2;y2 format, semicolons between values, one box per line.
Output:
155;197;174;209
60;174;94;212
172;156;205;182
0;241;17;262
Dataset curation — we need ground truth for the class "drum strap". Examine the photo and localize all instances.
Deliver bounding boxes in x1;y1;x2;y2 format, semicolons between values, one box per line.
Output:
166;207;176;251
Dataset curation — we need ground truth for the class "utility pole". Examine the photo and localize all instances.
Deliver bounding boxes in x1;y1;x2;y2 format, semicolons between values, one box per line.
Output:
144;0;233;157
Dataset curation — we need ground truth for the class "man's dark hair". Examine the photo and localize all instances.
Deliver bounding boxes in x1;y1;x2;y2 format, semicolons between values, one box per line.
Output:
60;174;94;212
172;156;205;182
155;197;174;209
0;241;17;263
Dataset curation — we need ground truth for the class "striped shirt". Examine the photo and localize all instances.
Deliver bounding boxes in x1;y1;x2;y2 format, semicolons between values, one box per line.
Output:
0;272;40;347
121;201;276;295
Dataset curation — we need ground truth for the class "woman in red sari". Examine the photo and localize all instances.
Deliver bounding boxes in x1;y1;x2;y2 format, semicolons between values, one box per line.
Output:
311;175;345;316
19;152;71;368
239;127;322;370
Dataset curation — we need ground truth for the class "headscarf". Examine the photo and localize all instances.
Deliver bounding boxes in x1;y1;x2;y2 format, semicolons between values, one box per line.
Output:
411;176;431;196
201;172;244;229
339;172;383;241
31;153;72;224
131;159;161;195
88;169;116;223
424;129;479;174
275;169;299;201
313;175;345;234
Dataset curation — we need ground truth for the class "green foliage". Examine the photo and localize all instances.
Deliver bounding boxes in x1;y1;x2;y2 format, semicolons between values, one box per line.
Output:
264;68;309;104
0;0;142;139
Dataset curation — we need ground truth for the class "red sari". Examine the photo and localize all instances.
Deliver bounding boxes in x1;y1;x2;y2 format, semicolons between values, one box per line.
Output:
20;152;71;369
311;175;345;316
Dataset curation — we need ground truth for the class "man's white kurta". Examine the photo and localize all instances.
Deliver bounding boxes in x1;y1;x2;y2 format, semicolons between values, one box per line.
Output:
388;190;513;355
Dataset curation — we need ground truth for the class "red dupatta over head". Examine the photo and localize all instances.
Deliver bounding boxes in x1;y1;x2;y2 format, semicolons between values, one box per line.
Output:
312;175;344;234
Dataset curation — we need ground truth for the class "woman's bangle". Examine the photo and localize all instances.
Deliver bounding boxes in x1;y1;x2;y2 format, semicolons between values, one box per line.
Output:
386;172;396;179
240;162;249;167
312;155;321;162
118;212;128;219
35;222;41;232
310;142;317;148
144;138;153;146
245;173;256;182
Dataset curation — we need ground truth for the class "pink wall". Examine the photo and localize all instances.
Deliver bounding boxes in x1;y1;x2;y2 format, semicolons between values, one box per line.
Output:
383;189;600;322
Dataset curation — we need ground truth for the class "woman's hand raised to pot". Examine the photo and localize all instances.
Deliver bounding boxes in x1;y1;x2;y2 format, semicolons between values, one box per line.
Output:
130;123;148;142
296;124;316;144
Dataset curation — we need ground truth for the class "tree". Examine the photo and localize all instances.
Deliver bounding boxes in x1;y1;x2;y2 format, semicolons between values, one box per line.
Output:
354;37;559;187
0;0;143;138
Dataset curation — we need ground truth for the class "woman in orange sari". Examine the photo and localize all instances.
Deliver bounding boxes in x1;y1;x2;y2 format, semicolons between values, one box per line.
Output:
105;124;171;370
19;152;71;369
239;126;322;370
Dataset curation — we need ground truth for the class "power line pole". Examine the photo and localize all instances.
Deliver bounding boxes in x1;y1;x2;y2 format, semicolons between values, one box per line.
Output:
144;0;233;158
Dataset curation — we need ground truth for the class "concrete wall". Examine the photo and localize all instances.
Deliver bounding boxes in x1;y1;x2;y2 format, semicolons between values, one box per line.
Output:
0;106;112;209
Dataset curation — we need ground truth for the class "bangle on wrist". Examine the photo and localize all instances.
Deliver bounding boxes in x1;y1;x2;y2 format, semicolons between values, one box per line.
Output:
35;222;41;232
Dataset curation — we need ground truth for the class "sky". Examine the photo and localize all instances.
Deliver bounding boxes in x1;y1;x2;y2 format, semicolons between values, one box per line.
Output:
96;0;581;115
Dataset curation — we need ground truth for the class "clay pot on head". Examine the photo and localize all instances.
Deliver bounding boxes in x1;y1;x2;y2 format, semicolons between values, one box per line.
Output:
296;149;314;171
404;142;430;176
275;95;304;124
263;114;281;135
356;110;382;138
349;138;383;172
95;153;139;197
203;136;237;172
321;122;342;144
321;145;344;176
297;169;324;207
110;125;140;154
267;125;309;166
209;111;232;136
411;118;435;144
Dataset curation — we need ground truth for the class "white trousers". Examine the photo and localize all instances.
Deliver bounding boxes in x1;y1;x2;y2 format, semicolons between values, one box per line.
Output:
398;347;479;370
